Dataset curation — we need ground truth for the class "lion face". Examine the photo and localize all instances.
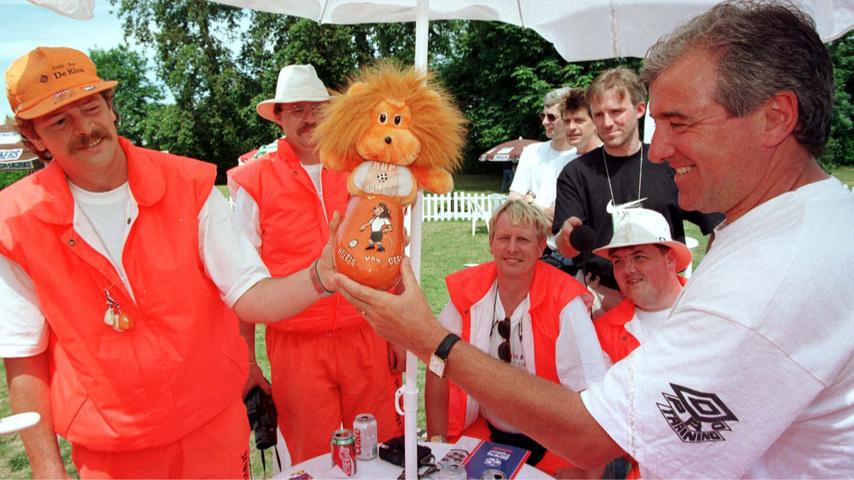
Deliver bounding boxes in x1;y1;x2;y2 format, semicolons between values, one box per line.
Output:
356;99;421;166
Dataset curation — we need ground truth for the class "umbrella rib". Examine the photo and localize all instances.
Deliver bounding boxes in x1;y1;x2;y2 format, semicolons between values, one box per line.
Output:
318;0;330;23
610;0;620;59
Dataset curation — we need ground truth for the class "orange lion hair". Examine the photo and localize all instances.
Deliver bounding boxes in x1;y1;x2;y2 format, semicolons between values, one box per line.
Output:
315;62;467;203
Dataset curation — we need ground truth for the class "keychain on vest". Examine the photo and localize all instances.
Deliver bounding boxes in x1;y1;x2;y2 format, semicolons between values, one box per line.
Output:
103;288;133;332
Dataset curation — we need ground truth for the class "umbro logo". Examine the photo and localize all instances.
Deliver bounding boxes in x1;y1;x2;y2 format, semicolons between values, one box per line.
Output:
657;383;738;443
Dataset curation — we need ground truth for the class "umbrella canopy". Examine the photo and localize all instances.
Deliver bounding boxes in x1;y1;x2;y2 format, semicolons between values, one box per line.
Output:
479;138;538;162
29;1;854;61
19;2;854;478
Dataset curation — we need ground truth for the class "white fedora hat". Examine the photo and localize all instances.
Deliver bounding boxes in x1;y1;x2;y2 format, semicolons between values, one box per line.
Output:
256;64;330;122
593;207;693;272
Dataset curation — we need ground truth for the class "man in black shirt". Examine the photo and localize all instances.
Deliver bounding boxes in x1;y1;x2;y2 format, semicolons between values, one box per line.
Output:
554;68;721;317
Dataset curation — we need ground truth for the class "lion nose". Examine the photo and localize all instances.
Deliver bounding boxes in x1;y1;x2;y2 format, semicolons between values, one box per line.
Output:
384;136;392;144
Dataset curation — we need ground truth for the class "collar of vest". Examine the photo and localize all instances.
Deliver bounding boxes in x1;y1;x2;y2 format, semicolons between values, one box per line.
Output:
275;137;302;166
31;136;166;225
446;261;558;315
600;275;687;326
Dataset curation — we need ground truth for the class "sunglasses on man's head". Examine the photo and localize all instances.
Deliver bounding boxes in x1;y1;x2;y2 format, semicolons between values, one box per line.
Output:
538;112;558;122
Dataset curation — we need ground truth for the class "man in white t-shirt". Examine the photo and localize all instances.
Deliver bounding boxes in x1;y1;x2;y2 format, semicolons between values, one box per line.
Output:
509;87;577;226
334;2;854;478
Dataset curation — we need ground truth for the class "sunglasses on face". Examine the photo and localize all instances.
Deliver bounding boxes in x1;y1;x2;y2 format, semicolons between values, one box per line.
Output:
284;103;324;117
538;112;558;122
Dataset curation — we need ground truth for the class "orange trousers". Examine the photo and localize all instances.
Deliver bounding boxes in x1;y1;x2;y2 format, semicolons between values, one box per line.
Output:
267;325;403;464
72;400;250;479
452;415;573;477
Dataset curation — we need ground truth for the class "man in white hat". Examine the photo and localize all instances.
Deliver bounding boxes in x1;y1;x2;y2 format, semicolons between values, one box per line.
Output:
592;207;692;348
590;208;692;478
228;65;403;465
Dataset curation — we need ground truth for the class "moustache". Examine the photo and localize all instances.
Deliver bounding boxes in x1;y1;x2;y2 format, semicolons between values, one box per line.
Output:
71;127;113;151
298;123;316;136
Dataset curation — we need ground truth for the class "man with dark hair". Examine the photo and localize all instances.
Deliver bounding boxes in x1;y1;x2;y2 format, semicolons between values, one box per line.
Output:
552;67;721;317
0;47;339;478
335;2;854;477
561;87;602;157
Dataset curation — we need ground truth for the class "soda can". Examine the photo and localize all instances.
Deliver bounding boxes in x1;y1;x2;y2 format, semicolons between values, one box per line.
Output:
330;428;357;477
438;448;469;468
438;460;468;480
353;413;378;460
480;468;507;480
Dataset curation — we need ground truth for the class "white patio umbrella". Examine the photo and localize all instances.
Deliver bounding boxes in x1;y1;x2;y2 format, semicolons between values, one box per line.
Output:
23;1;854;478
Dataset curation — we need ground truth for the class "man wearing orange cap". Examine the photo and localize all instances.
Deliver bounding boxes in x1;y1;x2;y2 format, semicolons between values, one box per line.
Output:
227;64;403;465
590;207;692;478
0;47;340;478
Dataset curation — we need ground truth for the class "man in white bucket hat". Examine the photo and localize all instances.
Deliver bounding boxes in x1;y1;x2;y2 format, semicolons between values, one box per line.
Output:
229;65;403;464
590;207;692;478
592;207;691;320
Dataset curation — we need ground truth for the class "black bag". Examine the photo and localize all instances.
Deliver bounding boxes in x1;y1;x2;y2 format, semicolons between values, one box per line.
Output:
244;386;281;474
378;435;434;467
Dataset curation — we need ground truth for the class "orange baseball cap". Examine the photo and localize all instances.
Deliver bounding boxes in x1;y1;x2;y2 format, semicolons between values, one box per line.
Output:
5;46;118;120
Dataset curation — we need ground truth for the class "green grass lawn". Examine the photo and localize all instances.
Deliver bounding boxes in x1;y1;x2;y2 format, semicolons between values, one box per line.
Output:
831;165;854;187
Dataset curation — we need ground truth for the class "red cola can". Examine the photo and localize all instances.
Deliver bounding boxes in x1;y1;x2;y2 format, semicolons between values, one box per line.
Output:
353;413;378;460
331;428;357;476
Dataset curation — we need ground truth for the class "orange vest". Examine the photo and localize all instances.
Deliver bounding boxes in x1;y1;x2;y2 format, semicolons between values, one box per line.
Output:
444;262;587;437
0;138;247;451
228;140;364;333
594;276;687;364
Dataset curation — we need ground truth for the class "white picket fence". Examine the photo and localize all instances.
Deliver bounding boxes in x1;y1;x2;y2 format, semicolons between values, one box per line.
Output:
421;191;507;222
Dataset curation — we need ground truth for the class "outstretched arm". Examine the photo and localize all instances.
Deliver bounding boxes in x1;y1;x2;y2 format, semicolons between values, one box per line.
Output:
334;259;624;469
234;214;340;324
4;353;70;479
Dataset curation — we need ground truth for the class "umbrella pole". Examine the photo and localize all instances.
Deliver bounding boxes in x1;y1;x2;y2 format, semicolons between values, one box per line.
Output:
401;3;429;480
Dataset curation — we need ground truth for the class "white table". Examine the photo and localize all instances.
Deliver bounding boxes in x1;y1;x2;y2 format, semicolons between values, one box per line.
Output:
275;439;552;479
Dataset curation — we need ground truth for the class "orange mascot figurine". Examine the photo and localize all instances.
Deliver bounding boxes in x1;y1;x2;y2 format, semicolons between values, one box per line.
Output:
315;63;466;290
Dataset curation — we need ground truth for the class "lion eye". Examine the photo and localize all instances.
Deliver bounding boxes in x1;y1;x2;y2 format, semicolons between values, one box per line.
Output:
393;114;402;125
378;112;388;124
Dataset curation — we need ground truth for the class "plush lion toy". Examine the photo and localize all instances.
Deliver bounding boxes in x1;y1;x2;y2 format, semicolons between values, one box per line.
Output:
314;62;467;290
315;62;467;205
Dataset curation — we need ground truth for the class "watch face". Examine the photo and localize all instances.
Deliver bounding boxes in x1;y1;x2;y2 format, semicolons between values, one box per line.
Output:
429;355;445;378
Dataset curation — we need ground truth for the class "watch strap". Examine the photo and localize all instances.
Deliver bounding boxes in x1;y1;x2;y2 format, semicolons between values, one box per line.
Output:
434;333;461;361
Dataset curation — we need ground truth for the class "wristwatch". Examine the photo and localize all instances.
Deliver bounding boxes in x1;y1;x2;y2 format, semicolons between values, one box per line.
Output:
428;333;461;379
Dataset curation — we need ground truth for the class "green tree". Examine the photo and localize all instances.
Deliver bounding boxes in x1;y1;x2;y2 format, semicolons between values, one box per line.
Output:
107;0;464;180
437;22;639;173
821;31;853;169
89;46;164;145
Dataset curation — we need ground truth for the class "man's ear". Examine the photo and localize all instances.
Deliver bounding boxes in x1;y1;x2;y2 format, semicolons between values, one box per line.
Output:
537;236;547;254
761;91;798;148
635;101;647;119
20;124;46;153
665;248;678;271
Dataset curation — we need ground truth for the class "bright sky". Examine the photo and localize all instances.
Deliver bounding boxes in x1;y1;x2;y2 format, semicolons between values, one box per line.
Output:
0;0;126;119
